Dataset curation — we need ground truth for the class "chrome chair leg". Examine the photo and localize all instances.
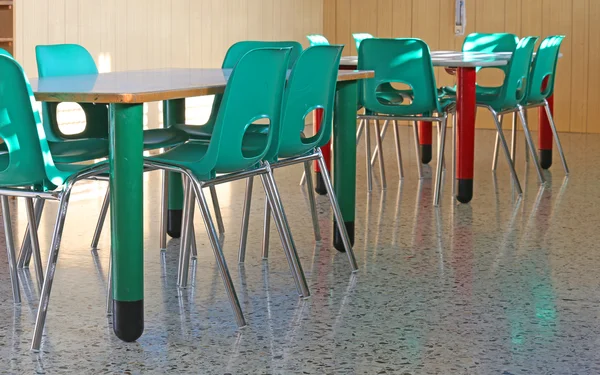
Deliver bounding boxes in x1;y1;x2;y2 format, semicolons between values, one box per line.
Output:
159;170;169;251
365;119;373;191
31;188;73;351
374;119;387;189
452;114;457;197
299;171;306;186
261;198;271;259
261;169;310;297
316;152;359;271
303;162;321;242
238;177;254;263
523;110;530;163
18;198;45;268
91;188;110;249
188;177;246;328
412;121;424;179
544;100;569;175
518;107;545;185
434;118;448;207
393;120;404;179
370;119;390;166
356;119;365;146
492;114;523;195
177;177;194;288
25;198;44;292
209;185;225;235
106;253;112;316
1;196;21;303
510;112;517;164
491;115;503;171
436;122;446;171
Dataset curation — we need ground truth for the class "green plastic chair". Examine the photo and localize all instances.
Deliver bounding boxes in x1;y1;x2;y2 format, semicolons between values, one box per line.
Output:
352;33;374;52
146;47;312;306
306;34;330;46
492;35;568;174
174;41;303;140
236;45;358;272
0;54;108;351
35;44;190;250
445;36;540;197
358;38;449;205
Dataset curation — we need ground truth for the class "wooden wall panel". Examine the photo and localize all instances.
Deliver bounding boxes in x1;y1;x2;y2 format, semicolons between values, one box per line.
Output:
323;0;595;134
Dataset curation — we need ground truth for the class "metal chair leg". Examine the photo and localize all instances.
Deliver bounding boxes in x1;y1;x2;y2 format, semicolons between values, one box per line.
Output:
518;107;545;185
1;196;21;303
188;177;246;328
18;198;45;268
491;115;503;171
356;119;365;146
316;153;359;271
374;119;387;189
160;170;169;251
209;186;225;235
544;100;569;175
370;119;390;166
25;198;44;292
392;120;404;179
303;162;321;242
434;118;448;207
262;186;272;259
91;188;110;249
177;177;194;288
492;114;523;196
106;254;112;316
260;170;310;297
412;121;424;179
436;121;446;171
523;110;530;163
452;114;457;197
31;189;73;351
365;119;373;191
510;112;517;164
238;177;254;263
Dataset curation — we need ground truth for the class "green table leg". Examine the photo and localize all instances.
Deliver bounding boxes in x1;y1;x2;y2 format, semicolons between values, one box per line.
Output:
163;99;185;238
109;104;144;342
333;81;358;251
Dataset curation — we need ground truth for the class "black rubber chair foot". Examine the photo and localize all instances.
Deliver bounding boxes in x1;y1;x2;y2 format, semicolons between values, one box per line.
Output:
539;149;552;170
113;300;144;342
167;209;182;238
333;220;355;252
456;179;473;204
420;144;432;164
315;171;327;195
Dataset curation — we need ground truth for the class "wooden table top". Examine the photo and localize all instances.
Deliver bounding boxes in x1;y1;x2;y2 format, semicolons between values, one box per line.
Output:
30;68;375;104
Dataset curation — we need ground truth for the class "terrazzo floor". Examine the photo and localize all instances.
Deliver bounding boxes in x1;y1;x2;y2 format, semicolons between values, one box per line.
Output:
0;127;599;374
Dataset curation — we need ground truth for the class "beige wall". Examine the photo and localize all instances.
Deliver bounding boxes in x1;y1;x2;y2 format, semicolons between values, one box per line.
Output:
324;0;598;134
14;0;323;129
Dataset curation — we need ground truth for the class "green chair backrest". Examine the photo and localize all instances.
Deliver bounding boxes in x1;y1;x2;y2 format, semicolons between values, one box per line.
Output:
275;45;344;159
200;48;291;175
462;33;519;74
306;34;330;46
201;41;303;134
525;35;565;104
495;36;539;109
358;38;441;116
352;33;374;52
0;47;13;58
0;55;68;189
35;44;108;142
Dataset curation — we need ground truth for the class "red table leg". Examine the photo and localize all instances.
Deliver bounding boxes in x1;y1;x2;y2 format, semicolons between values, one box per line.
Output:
456;67;477;204
313;108;329;195
418;121;433;164
538;94;554;169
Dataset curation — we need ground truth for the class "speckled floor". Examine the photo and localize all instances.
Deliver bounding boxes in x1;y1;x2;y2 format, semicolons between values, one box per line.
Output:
0;126;599;374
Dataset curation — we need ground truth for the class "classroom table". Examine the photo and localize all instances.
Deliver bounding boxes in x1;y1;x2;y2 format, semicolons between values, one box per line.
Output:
30;67;373;342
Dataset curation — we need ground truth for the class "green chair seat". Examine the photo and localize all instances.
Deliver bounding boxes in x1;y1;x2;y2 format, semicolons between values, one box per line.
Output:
175;123;269;141
142;127;189;150
0;138;108;164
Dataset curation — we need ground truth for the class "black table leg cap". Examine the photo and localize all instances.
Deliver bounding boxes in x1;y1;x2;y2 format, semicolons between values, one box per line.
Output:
167;209;182;238
420;144;432;164
333;220;355;252
113;300;144;342
315;171;327;196
539;149;552;170
457;179;473;204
